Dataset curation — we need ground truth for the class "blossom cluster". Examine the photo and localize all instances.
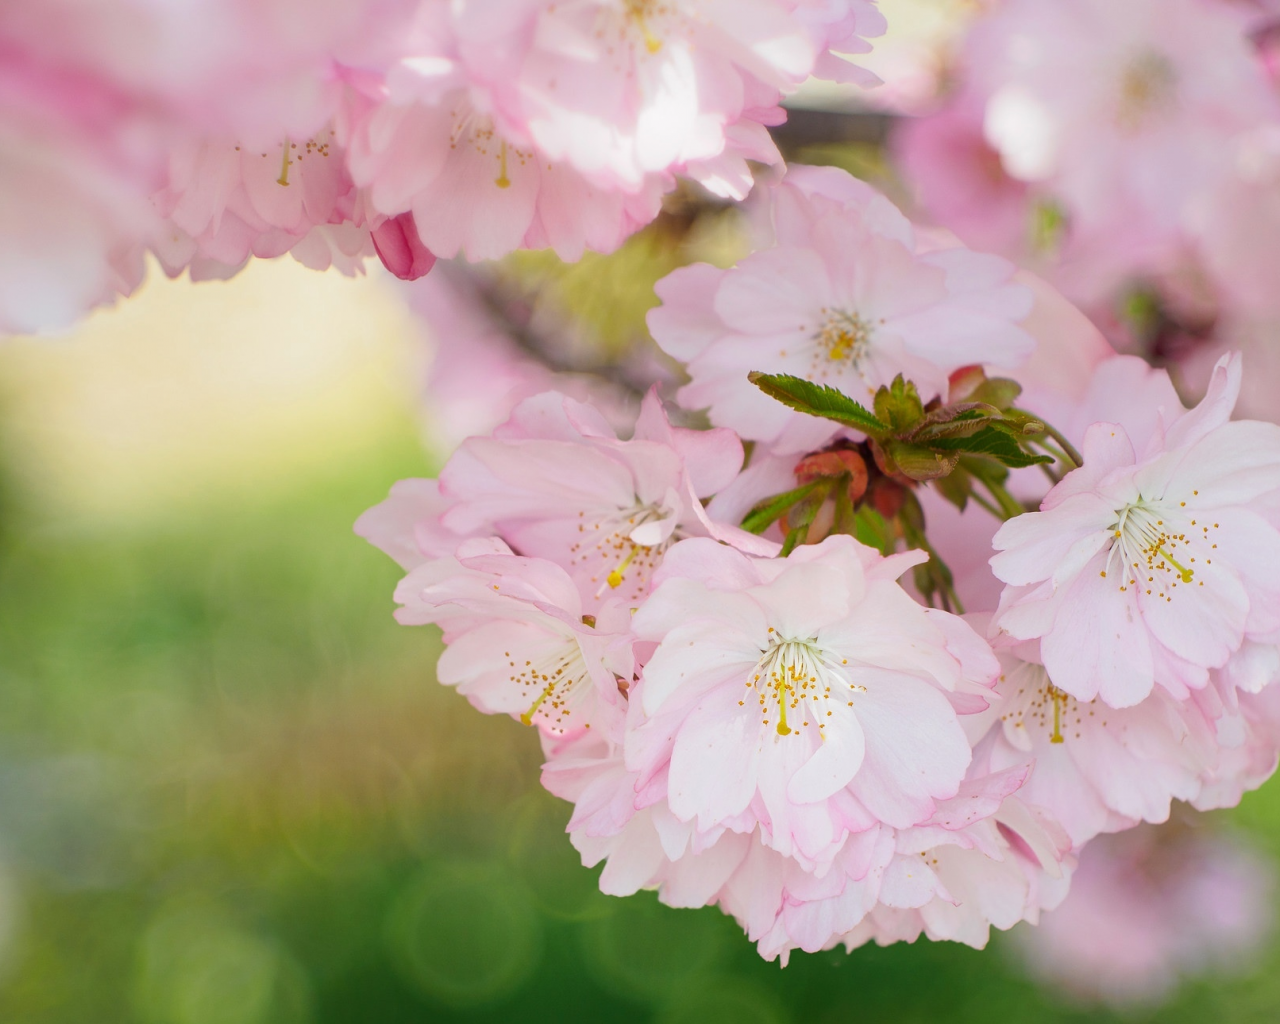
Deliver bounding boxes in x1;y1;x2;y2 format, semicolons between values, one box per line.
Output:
0;0;886;335
894;0;1280;420
359;166;1280;963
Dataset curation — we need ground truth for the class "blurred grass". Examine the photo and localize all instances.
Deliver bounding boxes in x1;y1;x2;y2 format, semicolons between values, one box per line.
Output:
0;260;1276;1023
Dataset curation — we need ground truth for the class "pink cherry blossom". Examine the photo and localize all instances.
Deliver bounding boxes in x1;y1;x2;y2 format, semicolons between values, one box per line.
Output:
1016;820;1274;1006
626;534;998;872
893;92;1037;262
828;792;1071;956
968;635;1218;847
0;0;416;146
787;1;887;88
392;537;633;737
968;0;1273;254
543;709;1068;963
710;765;1069;962
338;9;669;263
450;0;820;198
648;166;1034;454
0;51;162;334
354;478;479;571
991;353;1280;708
438;388;771;607
1193;643;1280;811
542;724;755;905
151;129;376;277
1196;125;1280;319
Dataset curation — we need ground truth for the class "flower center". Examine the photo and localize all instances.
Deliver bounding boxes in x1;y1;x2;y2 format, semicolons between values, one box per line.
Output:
447;102;530;188
746;629;862;737
1117;51;1177;131
569;501;680;600
509;641;592;733
802;308;877;388
1102;498;1218;601
624;0;667;53
1000;663;1101;744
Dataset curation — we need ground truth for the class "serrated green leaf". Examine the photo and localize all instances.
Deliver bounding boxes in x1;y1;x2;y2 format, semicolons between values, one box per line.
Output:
748;372;889;435
929;427;1054;467
741;480;822;535
910;409;999;443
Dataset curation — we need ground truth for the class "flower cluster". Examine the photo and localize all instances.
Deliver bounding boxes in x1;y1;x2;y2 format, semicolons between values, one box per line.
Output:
359;166;1280;963
0;0;885;334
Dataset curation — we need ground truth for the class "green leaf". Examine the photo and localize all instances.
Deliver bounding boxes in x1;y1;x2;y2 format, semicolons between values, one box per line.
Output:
853;505;894;556
909;406;1000;443
748;372;888;435
741;480;822;535
879;441;961;481
929;426;1054;467
786;480;833;532
933;466;972;512
873;375;925;433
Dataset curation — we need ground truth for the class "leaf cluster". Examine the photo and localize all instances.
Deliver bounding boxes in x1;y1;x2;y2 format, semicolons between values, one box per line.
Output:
747;371;1053;487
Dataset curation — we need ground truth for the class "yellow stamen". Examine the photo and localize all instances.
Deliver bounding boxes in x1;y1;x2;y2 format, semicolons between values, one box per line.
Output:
276;141;291;187
1049;686;1066;744
607;546;639;589
495;141;511;188
1155;544;1194;584
520;682;555;727
776;681;792;735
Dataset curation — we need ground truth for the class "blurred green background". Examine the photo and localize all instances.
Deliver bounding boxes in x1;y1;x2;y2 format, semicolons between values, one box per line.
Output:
0;253;1278;1024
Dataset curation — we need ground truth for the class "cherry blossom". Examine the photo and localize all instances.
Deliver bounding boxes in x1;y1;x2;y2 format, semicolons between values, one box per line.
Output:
648;166;1035;454
392;537;634;736
626;534;998;870
150;130;376;278
968;635;1218;847
452;0;813;196
438;388;771;607
991;353;1280;707
968;0;1273;254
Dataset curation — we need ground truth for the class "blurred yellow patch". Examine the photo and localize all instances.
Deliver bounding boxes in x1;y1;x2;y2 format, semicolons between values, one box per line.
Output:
0;259;422;522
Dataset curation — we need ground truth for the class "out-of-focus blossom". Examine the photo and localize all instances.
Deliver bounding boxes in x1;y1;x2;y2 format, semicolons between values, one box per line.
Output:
1016;820;1274;1006
649;165;1034;454
991;354;1280;707
0;0;416;145
0;0;417;330
150;131;375;278
0;57;158;334
392;537;634;736
401;263;640;452
968;0;1272;252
